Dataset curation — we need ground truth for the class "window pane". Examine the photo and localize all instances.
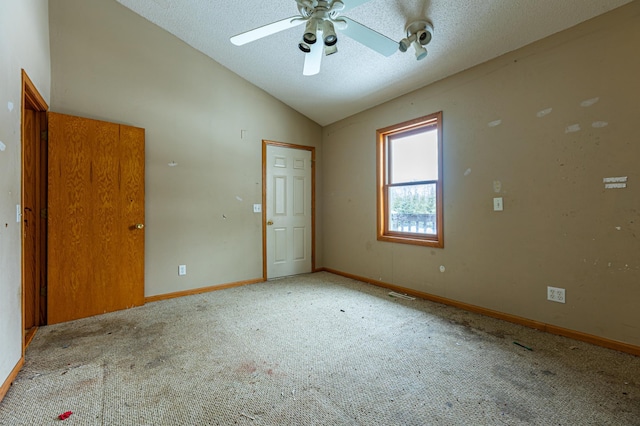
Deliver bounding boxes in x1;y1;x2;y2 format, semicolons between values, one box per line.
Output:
390;129;438;184
388;183;437;235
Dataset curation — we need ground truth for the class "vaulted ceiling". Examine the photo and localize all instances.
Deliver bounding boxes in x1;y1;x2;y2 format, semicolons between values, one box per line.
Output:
115;0;631;126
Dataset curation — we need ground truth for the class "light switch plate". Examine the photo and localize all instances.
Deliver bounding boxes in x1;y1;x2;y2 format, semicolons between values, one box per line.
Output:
493;197;503;211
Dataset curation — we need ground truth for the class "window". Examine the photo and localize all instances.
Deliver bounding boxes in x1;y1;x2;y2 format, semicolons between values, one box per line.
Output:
377;112;443;247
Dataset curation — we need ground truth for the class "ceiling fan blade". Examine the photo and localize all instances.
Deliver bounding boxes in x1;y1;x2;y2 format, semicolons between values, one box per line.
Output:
303;42;323;76
341;0;373;13
230;16;304;46
339;17;398;57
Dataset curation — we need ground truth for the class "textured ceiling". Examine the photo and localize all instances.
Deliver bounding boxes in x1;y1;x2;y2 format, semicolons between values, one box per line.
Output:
115;0;631;126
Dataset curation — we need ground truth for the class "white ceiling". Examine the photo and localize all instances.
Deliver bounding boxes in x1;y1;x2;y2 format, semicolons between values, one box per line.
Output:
115;0;631;126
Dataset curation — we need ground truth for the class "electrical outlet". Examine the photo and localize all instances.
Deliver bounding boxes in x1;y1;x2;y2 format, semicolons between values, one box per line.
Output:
178;265;187;276
253;204;262;213
547;286;566;303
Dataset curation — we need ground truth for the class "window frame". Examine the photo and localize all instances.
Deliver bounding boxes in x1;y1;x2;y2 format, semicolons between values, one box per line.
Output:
376;111;444;248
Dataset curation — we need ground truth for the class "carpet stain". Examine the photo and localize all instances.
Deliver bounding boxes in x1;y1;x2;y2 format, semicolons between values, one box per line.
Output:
42;318;136;344
491;391;535;423
145;355;172;369
237;361;258;374
236;361;284;378
486;329;507;339
492;364;555;399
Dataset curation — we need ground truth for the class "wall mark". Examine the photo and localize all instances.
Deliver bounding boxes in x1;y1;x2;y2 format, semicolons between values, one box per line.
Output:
592;121;608;128
168;161;178;167
7;102;14;112
0;141;5;152
464;168;471;177
236;196;243;202
439;265;446;273
488;119;502;127
565;124;581;133
580;97;599;107
493;180;502;193
536;108;553;118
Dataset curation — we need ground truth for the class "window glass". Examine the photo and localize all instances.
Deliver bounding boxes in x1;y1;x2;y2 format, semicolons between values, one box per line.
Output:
389;130;438;183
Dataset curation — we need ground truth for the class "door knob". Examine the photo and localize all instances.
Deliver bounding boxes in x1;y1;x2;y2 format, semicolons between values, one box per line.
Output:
267;220;274;226
135;223;145;229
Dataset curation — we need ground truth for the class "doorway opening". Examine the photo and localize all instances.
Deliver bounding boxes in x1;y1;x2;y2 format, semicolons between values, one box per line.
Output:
21;70;48;349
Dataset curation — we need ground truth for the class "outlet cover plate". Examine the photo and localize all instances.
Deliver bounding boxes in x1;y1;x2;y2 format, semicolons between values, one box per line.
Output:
547;286;566;303
179;265;187;276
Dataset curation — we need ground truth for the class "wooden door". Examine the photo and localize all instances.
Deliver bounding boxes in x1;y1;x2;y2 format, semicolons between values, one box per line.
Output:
47;113;145;324
265;143;313;278
21;70;48;345
22;109;39;335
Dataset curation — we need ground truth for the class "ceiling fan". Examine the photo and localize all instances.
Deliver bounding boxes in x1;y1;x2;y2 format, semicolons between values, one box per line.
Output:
230;0;399;76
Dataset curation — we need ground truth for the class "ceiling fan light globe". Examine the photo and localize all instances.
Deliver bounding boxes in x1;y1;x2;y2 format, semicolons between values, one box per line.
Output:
325;35;338;46
299;42;311;53
322;21;338;46
413;41;427;60
303;32;317;44
417;29;432;46
399;38;410;52
303;18;319;44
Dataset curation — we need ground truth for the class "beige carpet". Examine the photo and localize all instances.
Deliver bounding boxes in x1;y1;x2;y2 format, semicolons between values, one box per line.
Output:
1;272;638;425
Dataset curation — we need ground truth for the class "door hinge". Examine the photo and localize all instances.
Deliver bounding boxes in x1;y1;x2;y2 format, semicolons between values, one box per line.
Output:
40;286;47;297
40;208;47;218
41;130;48;142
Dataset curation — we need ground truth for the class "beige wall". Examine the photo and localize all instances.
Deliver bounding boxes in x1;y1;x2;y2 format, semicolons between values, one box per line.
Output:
0;0;51;388
48;0;323;297
322;3;640;346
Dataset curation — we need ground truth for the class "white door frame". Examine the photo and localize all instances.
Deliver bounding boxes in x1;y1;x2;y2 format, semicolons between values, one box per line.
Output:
262;140;315;280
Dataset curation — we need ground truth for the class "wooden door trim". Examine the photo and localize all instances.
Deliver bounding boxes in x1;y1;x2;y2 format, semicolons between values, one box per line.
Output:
262;140;316;280
21;69;48;353
22;70;48;112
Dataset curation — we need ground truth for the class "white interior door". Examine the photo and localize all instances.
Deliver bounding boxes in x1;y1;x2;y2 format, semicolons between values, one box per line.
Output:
266;144;312;278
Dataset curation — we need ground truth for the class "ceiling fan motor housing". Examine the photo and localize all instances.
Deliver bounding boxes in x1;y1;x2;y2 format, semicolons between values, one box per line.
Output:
404;20;433;46
399;20;433;60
